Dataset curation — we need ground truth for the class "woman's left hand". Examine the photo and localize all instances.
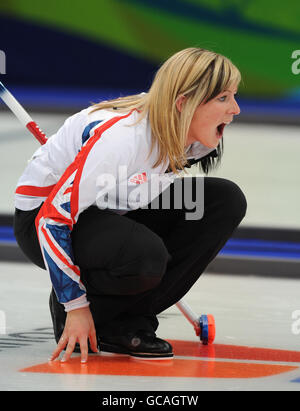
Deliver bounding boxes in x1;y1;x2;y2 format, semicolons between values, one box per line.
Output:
49;306;98;363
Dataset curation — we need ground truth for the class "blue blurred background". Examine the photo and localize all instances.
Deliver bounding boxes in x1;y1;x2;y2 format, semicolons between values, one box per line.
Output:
0;0;300;122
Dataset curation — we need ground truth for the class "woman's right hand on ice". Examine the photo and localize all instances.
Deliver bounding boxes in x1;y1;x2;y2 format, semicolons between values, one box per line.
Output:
49;306;98;363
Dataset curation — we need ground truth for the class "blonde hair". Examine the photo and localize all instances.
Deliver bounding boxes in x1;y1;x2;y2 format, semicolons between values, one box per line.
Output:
91;47;241;174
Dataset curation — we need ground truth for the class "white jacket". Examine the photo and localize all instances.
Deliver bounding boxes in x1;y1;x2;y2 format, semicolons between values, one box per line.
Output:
15;108;214;310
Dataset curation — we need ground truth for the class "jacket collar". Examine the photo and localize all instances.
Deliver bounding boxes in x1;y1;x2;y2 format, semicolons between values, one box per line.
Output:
186;141;216;160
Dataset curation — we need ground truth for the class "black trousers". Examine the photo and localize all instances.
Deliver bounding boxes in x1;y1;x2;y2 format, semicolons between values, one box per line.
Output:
14;177;247;337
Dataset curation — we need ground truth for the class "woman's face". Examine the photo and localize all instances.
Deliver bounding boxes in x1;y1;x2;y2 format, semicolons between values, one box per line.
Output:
185;86;240;148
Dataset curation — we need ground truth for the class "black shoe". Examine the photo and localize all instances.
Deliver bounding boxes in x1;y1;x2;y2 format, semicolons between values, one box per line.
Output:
49;288;66;344
49;289;171;358
98;330;173;360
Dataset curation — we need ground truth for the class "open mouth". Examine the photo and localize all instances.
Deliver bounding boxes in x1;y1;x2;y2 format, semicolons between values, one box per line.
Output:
216;123;226;138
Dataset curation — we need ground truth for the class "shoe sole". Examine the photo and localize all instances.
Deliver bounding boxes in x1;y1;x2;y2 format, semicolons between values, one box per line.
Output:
99;341;174;360
130;352;174;360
